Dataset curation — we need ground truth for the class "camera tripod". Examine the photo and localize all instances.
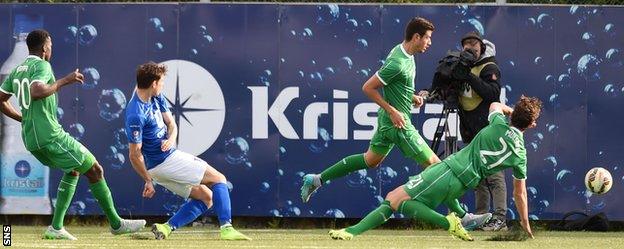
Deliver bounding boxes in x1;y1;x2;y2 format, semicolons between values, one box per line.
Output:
430;104;461;159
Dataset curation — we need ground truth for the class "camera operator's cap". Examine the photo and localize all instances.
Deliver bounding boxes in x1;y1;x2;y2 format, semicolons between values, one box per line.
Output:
461;31;486;54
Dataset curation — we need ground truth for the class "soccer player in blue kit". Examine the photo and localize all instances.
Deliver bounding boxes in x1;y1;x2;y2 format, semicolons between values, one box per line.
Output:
125;62;250;240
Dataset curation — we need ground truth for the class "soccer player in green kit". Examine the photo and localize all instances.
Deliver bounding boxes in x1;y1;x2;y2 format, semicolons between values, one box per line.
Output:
0;29;145;240
301;18;438;197
329;97;541;241
301;17;491;229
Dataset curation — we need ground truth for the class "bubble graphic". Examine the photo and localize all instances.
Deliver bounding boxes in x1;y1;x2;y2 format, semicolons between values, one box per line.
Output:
537;13;553;30
114;128;129;150
558;74;571;88
224;137;249;165
605;48;622;68
64;26;78;44
260;69;272;86
604;23;616;37
592;200;606;211
202;35;214;46
68;123;85;141
455;5;468;16
81;67;100;89
547;123;558;133
220;182;230;194
356;38;368;51
269;209;282;217
106;146;125;170
581;32;595;46
527;186;538;201
535;200;549;214
316;4;340;25
325;208;345;218
67;201;86;215
260;182;270;193
577;54;601;81
379;166;398;184
544;156;557;167
148;17;164;33
98;89;127;121
301;28;313;39
604;83;617;97
337;56;353;72
346;19;358;32
78;24;98;46
534;57;543;66
563;53;574;67
556;169;577;192
346;169;368;187
467;18;484;35
57;107;64;120
507;209;516;220
309;128;331;153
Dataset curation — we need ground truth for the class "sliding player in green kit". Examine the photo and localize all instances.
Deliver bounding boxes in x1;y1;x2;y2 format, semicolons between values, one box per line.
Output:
0;29;145;240
329;97;541;241
301;17;491;230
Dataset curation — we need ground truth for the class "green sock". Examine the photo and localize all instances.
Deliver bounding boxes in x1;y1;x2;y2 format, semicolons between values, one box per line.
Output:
399;200;449;230
89;179;122;229
446;199;466;218
52;173;79;230
345;201;393;236
320;154;368;183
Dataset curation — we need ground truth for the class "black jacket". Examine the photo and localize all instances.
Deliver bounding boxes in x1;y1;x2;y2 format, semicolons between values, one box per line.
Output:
458;40;501;143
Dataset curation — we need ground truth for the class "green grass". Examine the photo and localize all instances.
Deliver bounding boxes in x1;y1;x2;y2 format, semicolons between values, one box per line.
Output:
9;226;624;248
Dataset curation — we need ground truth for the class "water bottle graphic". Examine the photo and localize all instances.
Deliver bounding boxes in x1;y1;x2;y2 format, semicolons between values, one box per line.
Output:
0;14;51;214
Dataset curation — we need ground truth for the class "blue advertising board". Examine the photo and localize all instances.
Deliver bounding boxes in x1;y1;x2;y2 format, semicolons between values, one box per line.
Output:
0;3;622;220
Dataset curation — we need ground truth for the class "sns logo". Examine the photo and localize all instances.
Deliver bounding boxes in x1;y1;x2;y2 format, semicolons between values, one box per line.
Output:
160;60;226;156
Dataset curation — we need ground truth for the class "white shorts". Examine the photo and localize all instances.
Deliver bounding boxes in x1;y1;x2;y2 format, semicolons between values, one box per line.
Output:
148;150;208;198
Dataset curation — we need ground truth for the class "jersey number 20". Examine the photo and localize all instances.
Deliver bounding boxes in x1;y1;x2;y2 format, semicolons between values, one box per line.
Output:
13;78;32;110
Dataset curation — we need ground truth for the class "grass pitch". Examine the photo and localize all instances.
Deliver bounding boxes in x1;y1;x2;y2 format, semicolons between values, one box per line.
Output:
9;226;624;248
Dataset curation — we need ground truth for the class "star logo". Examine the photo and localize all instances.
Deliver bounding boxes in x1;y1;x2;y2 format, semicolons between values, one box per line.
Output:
160;60;226;156
14;160;31;178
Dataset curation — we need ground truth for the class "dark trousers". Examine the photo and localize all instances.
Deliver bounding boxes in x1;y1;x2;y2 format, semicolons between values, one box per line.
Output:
475;170;507;220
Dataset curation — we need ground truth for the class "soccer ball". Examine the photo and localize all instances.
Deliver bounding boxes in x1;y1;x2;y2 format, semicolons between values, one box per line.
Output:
585;167;613;195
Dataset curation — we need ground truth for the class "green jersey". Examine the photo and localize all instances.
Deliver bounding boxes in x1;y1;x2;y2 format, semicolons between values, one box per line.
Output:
445;111;528;189
375;44;416;127
0;55;62;151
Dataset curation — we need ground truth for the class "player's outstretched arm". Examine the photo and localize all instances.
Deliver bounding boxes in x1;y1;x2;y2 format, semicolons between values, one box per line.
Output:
129;143;155;198
513;178;534;239
362;75;405;129
0;92;21;122
30;69;84;100
489;102;513;116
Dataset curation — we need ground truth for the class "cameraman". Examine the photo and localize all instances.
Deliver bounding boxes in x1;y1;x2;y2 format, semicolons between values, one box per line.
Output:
424;31;506;231
457;32;506;231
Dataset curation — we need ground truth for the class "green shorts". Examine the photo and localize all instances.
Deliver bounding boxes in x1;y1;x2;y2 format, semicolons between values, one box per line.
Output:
403;162;467;209
30;132;96;174
369;125;435;165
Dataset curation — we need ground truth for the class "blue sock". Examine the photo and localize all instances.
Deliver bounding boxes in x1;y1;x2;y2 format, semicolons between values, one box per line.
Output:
167;199;209;230
211;183;232;226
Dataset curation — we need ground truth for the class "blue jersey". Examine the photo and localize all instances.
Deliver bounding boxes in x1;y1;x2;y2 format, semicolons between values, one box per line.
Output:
125;92;175;169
